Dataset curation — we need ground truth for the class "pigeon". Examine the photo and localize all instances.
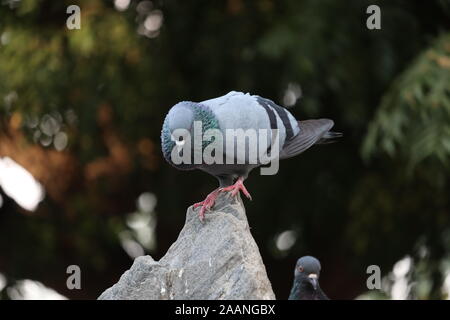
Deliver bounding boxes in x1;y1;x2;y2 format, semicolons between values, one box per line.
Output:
288;256;329;300
161;91;341;220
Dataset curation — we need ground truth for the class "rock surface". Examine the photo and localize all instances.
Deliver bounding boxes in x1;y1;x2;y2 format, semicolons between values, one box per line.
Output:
98;192;275;300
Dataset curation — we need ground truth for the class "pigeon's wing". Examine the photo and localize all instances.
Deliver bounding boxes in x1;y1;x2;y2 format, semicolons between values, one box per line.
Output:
201;92;277;165
252;95;300;141
202;91;316;163
279;119;334;160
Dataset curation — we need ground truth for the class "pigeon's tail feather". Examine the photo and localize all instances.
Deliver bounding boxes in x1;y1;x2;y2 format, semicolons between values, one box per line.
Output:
279;119;337;160
317;131;343;144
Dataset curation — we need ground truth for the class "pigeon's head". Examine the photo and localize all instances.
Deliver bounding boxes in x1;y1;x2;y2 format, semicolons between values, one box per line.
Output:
294;256;322;290
161;101;220;169
161;101;196;168
166;102;196;133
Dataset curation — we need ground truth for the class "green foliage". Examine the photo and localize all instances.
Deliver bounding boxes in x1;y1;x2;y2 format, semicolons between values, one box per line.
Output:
363;33;450;172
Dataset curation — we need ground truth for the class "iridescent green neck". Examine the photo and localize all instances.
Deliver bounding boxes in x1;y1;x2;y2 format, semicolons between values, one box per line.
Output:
161;116;175;162
161;103;220;167
192;104;220;149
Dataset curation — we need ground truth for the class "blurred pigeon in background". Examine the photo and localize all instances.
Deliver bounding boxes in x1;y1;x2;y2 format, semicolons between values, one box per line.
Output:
161;91;341;220
288;256;329;300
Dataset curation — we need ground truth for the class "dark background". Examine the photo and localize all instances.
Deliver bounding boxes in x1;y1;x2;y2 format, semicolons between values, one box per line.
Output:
0;0;449;299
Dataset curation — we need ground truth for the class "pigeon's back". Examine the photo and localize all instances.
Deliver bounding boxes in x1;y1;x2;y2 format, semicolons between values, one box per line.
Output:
201;91;300;150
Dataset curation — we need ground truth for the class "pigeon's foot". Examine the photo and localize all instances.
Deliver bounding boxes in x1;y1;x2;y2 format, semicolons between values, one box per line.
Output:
220;177;252;200
193;178;252;222
193;188;221;221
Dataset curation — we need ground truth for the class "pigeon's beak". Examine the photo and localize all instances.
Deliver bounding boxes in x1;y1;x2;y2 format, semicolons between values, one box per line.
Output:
308;273;318;290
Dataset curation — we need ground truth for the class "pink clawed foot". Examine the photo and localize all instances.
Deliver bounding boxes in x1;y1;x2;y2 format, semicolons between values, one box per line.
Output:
193;188;221;221
193;178;252;221
220;177;252;200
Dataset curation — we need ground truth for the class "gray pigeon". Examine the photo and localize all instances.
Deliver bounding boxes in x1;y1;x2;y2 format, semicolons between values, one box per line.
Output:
288;256;329;300
161;91;341;220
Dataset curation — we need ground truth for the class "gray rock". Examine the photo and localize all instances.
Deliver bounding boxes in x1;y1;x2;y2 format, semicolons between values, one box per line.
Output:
98;192;276;300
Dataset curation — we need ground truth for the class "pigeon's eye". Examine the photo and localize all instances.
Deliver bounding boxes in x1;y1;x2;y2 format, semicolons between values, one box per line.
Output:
178;136;184;141
297;266;304;272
